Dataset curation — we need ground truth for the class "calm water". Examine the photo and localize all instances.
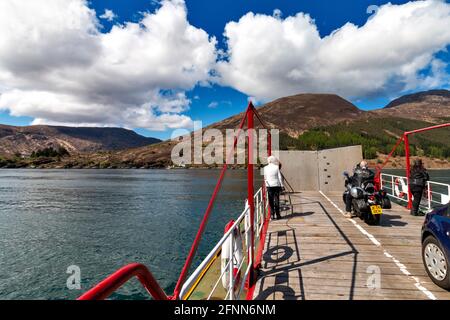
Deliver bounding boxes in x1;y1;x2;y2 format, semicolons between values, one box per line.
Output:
0;169;262;300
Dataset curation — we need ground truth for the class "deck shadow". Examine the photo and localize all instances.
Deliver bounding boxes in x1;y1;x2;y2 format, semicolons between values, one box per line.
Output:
256;196;360;300
254;269;304;300
380;214;408;227
283;211;315;219
264;229;300;268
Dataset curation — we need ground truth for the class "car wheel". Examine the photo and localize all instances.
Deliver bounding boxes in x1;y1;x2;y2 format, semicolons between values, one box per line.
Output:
422;236;450;290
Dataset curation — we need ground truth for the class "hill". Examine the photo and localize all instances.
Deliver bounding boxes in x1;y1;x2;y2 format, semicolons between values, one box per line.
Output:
0;125;160;157
280;117;450;163
212;93;363;137
372;89;450;123
384;89;450;108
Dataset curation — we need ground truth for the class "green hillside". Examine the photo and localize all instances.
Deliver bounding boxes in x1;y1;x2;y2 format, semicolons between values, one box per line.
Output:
280;117;450;160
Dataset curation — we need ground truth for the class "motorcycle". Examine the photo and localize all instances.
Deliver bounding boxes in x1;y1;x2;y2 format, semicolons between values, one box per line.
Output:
342;171;383;225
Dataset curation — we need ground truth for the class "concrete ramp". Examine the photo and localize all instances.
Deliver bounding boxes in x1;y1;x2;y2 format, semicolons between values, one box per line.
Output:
278;145;363;192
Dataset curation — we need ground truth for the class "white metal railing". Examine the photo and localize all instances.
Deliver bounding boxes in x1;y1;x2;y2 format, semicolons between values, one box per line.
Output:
380;173;450;210
179;186;269;300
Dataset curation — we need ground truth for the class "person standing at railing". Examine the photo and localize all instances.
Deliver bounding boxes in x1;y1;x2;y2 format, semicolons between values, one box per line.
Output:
410;159;430;216
264;155;284;220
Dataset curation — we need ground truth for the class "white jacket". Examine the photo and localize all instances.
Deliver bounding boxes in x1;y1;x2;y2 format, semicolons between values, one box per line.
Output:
264;163;284;188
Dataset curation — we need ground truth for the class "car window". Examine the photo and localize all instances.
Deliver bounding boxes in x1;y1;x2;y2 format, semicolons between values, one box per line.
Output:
447;205;450;217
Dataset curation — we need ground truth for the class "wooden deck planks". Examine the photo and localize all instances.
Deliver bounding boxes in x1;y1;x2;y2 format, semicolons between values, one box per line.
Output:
253;191;450;300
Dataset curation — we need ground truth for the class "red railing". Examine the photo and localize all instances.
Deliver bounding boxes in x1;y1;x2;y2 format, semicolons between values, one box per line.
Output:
77;263;169;300
375;122;450;209
78;102;272;300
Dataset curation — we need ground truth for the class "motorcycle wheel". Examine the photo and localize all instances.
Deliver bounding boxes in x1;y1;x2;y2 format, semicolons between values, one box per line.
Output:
363;212;371;224
382;197;392;209
351;200;362;219
365;213;381;225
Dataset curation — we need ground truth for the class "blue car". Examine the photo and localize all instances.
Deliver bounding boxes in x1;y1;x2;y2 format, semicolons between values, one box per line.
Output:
422;203;450;290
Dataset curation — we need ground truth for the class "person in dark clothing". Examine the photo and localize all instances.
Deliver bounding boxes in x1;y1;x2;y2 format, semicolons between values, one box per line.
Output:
345;190;353;214
345;160;375;217
409;159;430;216
352;161;375;187
267;187;281;219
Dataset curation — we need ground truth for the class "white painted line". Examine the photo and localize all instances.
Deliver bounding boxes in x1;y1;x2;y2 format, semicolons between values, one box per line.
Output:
319;190;437;300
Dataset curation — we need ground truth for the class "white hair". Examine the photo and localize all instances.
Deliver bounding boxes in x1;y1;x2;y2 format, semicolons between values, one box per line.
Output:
268;155;279;165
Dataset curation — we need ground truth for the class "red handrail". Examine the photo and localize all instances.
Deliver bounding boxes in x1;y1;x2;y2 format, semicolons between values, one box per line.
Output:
375;122;450;209
77;263;169;300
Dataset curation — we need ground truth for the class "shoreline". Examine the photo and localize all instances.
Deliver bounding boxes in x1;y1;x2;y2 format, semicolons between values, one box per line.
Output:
0;166;449;170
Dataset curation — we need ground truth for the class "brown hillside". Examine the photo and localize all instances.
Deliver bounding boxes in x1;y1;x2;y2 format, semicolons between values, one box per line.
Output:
0;124;160;157
213;93;363;137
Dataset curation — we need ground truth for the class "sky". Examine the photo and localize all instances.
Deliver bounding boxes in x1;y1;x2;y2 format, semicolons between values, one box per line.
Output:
0;0;450;139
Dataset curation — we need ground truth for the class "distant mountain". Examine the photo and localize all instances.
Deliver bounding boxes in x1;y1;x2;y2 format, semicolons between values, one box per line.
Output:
213;93;363;137
0;125;160;157
372;89;450;123
384;89;450;108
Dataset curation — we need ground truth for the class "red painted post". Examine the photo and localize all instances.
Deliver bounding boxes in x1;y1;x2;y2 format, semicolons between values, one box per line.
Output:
267;132;272;157
247;103;256;286
172;107;249;300
404;133;412;210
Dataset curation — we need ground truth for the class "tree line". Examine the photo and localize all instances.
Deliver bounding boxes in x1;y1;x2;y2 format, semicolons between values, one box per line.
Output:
280;122;450;160
30;147;70;158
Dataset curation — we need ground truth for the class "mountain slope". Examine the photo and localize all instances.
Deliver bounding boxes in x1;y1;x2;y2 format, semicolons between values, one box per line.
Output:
372;89;450;123
280;117;450;160
0;125;161;157
212;93;364;137
384;89;450;108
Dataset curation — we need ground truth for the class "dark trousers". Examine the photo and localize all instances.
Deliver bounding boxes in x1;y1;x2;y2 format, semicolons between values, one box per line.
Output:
411;185;424;215
345;192;353;212
267;186;281;218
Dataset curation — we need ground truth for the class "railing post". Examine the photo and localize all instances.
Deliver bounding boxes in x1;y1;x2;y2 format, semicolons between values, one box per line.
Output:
391;175;394;197
247;102;256;286
404;134;413;209
427;181;431;210
380;174;383;190
229;231;234;300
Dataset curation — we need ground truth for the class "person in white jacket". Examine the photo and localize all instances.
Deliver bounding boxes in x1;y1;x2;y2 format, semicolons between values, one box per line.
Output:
264;156;284;219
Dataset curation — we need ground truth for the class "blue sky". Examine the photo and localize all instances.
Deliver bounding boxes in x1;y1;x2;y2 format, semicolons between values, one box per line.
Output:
0;0;449;140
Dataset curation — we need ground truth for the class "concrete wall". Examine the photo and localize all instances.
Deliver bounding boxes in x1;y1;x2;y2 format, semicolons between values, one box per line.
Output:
278;145;363;191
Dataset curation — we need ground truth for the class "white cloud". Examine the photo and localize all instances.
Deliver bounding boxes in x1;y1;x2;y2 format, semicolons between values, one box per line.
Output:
218;0;450;102
208;101;219;108
0;0;217;131
99;9;117;22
